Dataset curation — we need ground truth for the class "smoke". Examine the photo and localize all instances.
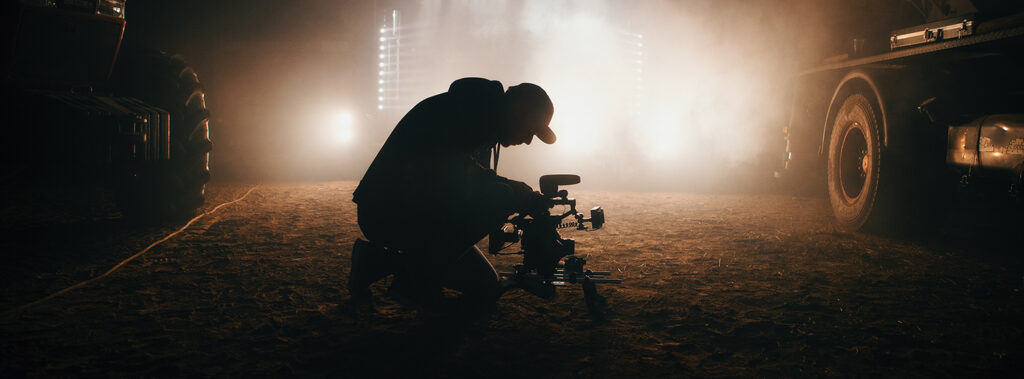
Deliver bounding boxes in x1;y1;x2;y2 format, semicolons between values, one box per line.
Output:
384;0;821;191
126;0;836;190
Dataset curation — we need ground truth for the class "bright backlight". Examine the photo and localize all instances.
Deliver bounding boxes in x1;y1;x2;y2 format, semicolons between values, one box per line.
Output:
332;112;354;143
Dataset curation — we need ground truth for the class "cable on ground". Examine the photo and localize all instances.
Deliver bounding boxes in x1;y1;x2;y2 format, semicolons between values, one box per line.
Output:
3;185;259;317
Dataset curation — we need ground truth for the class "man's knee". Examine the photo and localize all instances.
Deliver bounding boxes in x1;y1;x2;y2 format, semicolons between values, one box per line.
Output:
358;202;433;252
441;245;500;300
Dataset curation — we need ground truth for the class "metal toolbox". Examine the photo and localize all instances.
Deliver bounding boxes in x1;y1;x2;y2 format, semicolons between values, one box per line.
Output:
890;15;975;49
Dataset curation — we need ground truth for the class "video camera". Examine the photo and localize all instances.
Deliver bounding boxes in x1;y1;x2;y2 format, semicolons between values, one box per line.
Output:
488;174;620;319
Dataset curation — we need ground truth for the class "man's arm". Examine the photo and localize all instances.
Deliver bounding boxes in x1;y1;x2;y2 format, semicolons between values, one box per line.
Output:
464;152;543;214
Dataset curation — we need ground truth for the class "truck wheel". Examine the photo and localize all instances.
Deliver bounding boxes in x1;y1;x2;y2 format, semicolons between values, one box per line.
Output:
827;93;884;231
111;51;212;221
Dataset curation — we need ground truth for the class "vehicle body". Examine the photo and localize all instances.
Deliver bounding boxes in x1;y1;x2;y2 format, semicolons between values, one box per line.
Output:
1;0;212;220
780;0;1024;231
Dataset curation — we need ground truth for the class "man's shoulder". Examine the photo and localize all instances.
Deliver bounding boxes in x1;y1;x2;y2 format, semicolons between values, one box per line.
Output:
406;78;502;115
446;78;505;125
448;77;504;98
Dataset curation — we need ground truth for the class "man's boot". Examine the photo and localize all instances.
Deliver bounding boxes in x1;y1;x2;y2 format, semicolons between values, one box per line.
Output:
347;239;394;303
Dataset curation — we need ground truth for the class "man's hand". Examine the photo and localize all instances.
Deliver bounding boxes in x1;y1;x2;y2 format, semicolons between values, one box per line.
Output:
507;179;532;195
508;180;547;216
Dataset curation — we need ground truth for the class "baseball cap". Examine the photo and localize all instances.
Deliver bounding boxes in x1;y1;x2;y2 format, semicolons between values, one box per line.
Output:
507;83;556;144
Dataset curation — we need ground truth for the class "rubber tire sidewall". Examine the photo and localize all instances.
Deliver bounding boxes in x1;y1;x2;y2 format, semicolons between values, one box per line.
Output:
827;93;883;231
110;50;212;222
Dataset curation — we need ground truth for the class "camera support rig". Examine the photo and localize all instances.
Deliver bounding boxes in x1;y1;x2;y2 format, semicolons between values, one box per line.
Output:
489;174;620;319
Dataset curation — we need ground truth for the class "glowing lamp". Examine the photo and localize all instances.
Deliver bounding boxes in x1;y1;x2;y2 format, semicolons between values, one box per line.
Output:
332;112;355;143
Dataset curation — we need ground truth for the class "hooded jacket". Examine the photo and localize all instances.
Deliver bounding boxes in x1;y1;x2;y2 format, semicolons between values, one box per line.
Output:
353;77;514;210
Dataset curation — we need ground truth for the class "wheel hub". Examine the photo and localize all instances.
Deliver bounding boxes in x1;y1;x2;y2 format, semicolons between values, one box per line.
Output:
839;123;869;201
860;150;869;177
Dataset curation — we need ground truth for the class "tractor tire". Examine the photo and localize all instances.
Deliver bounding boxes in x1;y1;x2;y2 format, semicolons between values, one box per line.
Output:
826;93;886;231
110;50;212;221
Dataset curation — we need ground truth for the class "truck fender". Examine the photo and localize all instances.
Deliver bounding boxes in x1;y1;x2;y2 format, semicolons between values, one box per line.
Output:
819;70;893;155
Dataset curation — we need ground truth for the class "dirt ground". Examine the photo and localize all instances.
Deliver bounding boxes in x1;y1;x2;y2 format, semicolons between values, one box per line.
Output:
1;181;1022;377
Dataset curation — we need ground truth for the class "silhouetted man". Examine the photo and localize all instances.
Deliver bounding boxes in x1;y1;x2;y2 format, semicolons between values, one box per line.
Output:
349;77;555;307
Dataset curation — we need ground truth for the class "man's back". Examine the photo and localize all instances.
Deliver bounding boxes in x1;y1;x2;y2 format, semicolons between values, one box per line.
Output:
353;78;505;207
347;77;556;305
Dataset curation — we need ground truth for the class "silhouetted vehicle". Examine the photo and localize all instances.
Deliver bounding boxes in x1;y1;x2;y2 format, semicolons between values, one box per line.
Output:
1;0;212;220
780;0;1024;231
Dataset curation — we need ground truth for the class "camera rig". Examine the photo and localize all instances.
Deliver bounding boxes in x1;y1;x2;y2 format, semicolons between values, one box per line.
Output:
489;174;620;319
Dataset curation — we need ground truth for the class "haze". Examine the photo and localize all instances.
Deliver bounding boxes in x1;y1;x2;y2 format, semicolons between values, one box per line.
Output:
124;0;912;192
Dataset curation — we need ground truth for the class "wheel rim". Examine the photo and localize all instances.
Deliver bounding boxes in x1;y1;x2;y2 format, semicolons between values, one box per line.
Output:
838;123;869;202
